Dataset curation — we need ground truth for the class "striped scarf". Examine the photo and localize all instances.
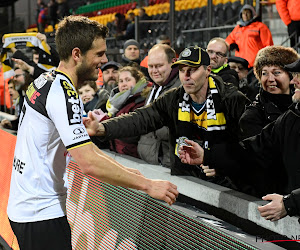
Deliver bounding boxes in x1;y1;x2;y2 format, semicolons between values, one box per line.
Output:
1;33;55;79
175;76;227;156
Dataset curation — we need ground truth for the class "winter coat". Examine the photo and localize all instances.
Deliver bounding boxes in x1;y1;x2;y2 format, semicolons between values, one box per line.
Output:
239;89;293;140
137;71;181;167
101;75;249;186
84;89;109;114
225;4;273;67
107;79;150;158
211;64;239;88
276;0;300;26
206;104;300;198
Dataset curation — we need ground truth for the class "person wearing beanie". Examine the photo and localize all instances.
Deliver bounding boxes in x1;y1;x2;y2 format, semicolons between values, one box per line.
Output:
226;4;273;67
122;39;149;79
85;46;249;189
239;45;299;140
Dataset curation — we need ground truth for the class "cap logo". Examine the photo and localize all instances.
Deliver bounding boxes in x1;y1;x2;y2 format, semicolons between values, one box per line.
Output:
181;49;191;57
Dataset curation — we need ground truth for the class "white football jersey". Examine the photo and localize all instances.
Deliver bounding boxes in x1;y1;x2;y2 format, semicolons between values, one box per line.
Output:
7;70;91;222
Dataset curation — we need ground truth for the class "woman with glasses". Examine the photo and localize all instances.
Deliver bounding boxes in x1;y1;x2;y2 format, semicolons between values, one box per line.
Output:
239;45;299;140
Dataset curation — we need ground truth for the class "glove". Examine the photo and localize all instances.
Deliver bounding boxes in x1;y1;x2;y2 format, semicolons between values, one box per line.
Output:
229;43;239;52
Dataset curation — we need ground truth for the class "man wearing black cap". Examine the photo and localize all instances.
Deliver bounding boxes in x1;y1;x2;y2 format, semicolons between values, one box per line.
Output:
228;56;259;101
84;46;249;188
100;61;121;93
178;58;300;221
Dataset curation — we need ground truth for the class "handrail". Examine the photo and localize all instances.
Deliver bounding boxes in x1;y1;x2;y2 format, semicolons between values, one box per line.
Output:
181;25;236;34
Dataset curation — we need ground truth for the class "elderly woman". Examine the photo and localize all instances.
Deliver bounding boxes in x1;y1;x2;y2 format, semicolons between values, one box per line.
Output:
105;66;150;158
239;46;299;139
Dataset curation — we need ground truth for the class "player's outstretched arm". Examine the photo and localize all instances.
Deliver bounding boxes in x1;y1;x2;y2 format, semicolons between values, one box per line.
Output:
70;143;179;205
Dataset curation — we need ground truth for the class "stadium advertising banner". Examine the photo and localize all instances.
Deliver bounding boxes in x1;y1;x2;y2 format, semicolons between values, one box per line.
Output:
0;130;258;250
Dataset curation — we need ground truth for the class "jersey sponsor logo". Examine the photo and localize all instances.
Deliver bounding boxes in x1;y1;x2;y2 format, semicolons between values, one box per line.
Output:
61;79;81;125
73;127;86;135
73;133;89;141
13;156;25;174
26;83;41;104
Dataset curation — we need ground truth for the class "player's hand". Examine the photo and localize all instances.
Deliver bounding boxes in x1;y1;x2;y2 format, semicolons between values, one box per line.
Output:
147;180;179;205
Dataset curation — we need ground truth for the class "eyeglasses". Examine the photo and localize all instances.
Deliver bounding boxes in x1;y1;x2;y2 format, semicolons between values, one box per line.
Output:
292;72;300;78
206;49;227;58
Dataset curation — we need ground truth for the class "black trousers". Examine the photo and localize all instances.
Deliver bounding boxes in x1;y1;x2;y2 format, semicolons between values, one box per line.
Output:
288;20;300;48
9;216;72;250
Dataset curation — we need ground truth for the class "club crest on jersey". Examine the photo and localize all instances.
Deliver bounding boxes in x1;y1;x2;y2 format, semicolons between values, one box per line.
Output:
61;79;81;125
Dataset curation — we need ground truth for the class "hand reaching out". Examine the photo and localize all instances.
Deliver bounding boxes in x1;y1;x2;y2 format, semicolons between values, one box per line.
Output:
83;111;106;136
178;139;204;165
147;180;179;206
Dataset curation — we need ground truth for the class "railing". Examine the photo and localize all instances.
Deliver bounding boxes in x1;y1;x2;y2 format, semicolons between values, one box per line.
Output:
180;25;236;49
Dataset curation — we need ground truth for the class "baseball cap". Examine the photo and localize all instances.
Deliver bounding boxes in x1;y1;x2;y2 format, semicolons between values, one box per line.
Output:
100;61;121;72
228;56;249;69
172;46;210;68
284;58;300;72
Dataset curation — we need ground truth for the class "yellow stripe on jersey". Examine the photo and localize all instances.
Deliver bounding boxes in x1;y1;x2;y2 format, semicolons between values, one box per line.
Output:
68;141;92;151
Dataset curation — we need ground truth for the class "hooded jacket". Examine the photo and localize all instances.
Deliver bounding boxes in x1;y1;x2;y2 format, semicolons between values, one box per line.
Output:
225;4;273;67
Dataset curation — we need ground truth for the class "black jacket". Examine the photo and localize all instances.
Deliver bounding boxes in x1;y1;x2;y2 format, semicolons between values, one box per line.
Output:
206;104;300;198
101;75;249;185
239;89;293;139
213;64;239;88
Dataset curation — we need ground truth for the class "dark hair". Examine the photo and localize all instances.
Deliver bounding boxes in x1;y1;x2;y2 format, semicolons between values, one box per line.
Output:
77;80;98;92
8;78;16;88
119;66;144;83
149;44;176;63
55;15;108;61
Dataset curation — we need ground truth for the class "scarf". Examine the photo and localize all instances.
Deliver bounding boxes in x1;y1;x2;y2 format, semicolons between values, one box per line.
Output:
211;64;228;74
106;78;147;117
175;77;227;155
146;67;179;105
1;33;55;79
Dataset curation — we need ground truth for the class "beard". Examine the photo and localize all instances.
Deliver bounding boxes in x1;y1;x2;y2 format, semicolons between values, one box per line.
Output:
106;78;117;85
76;61;98;83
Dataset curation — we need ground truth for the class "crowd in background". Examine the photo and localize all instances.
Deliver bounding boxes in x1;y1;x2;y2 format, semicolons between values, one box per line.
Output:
1;2;300;223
